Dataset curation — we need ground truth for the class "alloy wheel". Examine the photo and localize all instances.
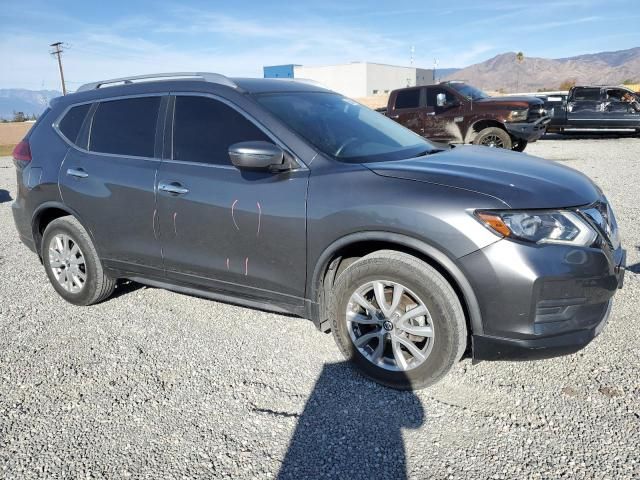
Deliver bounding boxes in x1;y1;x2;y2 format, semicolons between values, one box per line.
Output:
346;280;435;371
48;234;87;293
480;134;504;148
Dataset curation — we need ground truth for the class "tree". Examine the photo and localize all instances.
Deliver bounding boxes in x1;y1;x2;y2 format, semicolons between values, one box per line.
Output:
515;52;525;92
12;111;27;122
622;79;636;85
559;79;576;90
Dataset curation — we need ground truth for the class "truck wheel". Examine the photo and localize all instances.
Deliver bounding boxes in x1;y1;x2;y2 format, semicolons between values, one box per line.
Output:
329;250;467;390
473;127;512;149
511;139;528;152
42;216;116;306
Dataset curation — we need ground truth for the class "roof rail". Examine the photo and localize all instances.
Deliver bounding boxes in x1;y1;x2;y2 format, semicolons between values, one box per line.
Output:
77;72;238;92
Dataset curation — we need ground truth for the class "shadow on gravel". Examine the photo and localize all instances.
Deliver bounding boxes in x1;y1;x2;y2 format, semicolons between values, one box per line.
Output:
0;189;12;203
278;362;424;479
110;279;145;299
626;247;640;274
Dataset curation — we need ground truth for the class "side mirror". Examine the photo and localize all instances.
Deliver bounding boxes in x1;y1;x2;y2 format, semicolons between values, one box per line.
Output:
436;93;447;107
228;141;285;170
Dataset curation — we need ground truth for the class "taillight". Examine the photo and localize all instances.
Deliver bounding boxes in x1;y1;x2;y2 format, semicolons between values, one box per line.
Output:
12;140;32;163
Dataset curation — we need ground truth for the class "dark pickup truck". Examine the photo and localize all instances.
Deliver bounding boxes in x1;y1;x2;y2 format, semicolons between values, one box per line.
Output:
382;81;550;152
537;86;640;134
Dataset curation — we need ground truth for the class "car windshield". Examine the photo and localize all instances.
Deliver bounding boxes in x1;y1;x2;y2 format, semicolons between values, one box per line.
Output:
254;92;436;163
447;83;489;101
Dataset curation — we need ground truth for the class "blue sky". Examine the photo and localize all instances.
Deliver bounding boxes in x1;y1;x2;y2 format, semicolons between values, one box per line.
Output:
1;0;638;90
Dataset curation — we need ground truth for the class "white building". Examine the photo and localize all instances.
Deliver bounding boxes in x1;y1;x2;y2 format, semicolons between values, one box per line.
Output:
264;62;434;98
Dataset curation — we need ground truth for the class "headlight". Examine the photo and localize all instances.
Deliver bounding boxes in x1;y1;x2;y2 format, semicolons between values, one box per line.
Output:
507;109;528;122
475;210;597;246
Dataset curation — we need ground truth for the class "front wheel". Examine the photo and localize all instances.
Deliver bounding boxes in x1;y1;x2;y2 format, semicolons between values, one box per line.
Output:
329;250;467;390
473;127;512;149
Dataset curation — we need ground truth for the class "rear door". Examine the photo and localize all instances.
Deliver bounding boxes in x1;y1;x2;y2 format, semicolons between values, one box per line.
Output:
566;87;603;128
58;95;166;275
387;88;425;136
155;94;308;307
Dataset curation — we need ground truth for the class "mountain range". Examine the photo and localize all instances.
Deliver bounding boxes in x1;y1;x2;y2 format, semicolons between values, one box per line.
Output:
444;47;640;93
0;89;61;120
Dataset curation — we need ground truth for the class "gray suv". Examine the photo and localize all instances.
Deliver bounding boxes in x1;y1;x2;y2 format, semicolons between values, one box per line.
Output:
11;73;625;390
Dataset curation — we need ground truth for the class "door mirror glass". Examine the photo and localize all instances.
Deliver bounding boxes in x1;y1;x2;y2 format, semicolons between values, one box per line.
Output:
229;141;285;170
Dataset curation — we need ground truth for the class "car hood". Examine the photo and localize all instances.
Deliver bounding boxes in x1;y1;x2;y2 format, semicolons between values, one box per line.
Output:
367;145;601;209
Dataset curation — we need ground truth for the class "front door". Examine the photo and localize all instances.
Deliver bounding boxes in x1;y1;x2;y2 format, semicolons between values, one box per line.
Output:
155;95;308;307
602;88;640;128
59;95;165;275
423;86;464;143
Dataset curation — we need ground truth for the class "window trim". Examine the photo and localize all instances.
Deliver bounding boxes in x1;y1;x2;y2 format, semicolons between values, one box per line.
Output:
165;91;307;171
53;93;167;162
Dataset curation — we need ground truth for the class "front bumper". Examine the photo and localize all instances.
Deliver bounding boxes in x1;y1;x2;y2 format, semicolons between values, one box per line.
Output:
459;239;625;361
505;117;550;142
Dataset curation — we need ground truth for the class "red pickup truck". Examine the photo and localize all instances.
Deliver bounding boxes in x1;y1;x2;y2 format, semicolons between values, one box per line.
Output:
383;81;550;152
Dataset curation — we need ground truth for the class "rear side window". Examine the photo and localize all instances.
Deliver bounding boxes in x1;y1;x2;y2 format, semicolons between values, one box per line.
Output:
394;89;421;109
59;104;90;144
173;96;270;166
90;97;160;158
573;88;601;101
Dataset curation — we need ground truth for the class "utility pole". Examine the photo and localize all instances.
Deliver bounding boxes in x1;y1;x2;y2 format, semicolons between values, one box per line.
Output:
50;42;67;95
433;58;439;83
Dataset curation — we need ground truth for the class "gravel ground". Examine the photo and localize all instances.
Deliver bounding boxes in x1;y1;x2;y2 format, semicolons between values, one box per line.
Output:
0;136;639;479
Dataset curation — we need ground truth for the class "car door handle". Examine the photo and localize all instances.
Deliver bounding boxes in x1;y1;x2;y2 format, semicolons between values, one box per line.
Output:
158;182;189;195
426;112;436;116
67;168;88;178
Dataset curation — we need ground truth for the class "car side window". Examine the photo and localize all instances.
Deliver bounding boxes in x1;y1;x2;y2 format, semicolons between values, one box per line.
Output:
425;87;455;107
89;96;161;158
58;103;91;145
172;96;270;166
394;89;421;110
572;88;601;102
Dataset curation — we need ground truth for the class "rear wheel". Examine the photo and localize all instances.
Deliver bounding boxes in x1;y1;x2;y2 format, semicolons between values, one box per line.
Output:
42;216;116;306
329;250;467;390
511;138;528;152
473;127;512;149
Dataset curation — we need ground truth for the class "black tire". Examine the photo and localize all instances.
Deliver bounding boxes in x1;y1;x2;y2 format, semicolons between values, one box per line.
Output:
473;127;512;149
329;250;467;390
511;138;528;152
41;216;116;306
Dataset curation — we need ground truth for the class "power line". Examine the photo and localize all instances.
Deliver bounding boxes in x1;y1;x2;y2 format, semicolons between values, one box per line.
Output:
50;42;67;95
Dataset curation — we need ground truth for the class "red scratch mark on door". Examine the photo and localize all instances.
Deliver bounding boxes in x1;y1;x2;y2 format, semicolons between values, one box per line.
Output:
256;201;262;237
231;199;240;230
173;212;178;236
244;257;249;276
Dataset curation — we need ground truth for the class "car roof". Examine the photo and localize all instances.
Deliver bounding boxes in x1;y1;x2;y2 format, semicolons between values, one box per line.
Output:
231;78;331;94
49;75;334;110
